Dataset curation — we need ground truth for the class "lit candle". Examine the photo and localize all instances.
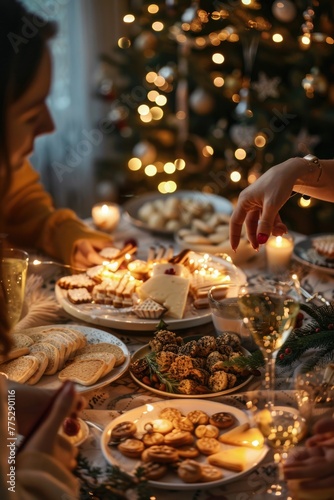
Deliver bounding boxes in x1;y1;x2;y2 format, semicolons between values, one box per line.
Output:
91;202;120;232
266;234;294;273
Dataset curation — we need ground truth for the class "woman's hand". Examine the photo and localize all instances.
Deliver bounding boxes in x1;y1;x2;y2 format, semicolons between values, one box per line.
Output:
72;238;113;268
22;381;84;469
11;382;85;437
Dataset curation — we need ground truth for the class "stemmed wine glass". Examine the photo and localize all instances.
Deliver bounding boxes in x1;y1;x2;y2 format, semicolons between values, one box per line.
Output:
1;248;29;329
255;403;307;497
237;273;301;408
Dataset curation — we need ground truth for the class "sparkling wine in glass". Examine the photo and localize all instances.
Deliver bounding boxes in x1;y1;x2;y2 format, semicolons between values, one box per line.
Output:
256;405;307;497
237;274;301;407
1;248;29;329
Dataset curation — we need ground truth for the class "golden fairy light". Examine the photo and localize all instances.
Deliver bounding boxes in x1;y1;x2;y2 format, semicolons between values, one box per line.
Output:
138;104;150;116
152;21;164;32
155;94;167;106
158;181;177;194
254;134;266;147
212;53;225;64
272;33;283;43
230;171;242;182
128;158;142;171
164;162;176;174
118;37;131;49
146;72;157;83
299;197;312;208
123;14;135;23
147;90;159;101
145;164;157;176
235;148;246;160
150;107;163;120
147;4;159;14
174;158;185;170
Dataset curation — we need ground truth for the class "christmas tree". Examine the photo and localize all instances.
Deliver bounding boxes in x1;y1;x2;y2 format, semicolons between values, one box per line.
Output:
94;0;334;234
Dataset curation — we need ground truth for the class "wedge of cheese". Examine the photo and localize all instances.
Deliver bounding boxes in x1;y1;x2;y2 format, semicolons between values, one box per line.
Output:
218;423;264;449
208;447;248;472
138;274;190;319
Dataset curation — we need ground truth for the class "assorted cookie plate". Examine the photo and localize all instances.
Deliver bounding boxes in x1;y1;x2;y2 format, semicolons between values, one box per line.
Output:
101;399;268;490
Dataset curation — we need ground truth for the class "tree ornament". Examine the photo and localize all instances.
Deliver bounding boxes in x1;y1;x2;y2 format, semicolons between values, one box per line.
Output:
177;134;210;172
189;87;215;115
252;72;281;101
230;124;257;148
132;141;157;165
134;31;157;52
272;0;297;23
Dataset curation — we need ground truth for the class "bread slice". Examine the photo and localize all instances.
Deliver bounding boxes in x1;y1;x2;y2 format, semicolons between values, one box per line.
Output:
0;355;39;383
0;347;30;363
11;333;34;349
219;423;264;449
58;359;107;386
42;327;80;355
30;342;59;375
75;343;125;366
26;352;48;385
40;336;66;369
70;352;116;376
208;447;248;472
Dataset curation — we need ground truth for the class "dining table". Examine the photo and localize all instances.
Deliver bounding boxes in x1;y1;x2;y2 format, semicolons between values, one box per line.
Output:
18;211;334;500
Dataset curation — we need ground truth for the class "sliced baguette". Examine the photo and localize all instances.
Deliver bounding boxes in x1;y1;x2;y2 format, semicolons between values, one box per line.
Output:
75;343;125;366
207;447;248;472
58;359;107;386
26;352;48;385
0;355;39;383
30;342;59;375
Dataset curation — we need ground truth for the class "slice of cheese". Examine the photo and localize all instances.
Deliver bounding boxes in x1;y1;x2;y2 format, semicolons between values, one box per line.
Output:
138;274;190;319
208;447;248;472
219;423;264;449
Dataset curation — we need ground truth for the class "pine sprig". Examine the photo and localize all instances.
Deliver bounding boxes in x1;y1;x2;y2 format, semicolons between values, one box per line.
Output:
222;349;264;370
145;351;180;393
75;454;152;500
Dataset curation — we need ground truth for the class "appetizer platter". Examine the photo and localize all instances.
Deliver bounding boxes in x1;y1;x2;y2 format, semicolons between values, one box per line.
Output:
0;325;129;393
129;329;255;398
55;246;246;331
101;399;268;490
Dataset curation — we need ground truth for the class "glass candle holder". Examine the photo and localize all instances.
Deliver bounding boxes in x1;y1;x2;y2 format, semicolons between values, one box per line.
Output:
91;202;120;232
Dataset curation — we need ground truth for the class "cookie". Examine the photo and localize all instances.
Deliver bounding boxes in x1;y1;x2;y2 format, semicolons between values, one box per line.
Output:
195;424;219;439
164;430;194;447
142;432;165;447
200;464;224;482
144;418;174;435
177;445;200;459
146;445;179;464
187;410;209;425
195;437;221;456
111;421;137;440
177;459;202;483
159;407;183;421
117;438;145;458
172;416;194;432
140;461;168;480
209;412;237;429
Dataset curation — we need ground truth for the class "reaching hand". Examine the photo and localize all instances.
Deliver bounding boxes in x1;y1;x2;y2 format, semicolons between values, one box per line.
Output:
72;238;113;268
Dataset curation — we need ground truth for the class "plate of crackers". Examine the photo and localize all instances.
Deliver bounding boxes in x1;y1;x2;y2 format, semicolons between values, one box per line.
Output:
0;325;129;393
101;399;268;490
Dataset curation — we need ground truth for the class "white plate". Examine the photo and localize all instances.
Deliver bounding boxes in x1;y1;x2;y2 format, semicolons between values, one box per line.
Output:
123;191;233;236
20;325;130;393
58;418;89;447
130;345;253;398
293;234;334;275
101;399;268;490
55;254;246;331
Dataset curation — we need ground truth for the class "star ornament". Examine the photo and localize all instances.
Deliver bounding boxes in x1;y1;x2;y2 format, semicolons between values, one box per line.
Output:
252;72;281;101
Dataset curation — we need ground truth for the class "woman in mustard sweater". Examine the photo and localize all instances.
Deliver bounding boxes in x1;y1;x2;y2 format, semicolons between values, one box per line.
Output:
0;1;97;497
1;3;112;269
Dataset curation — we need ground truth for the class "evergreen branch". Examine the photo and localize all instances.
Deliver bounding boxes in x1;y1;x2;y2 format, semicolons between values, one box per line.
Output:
221;349;264;370
144;351;179;393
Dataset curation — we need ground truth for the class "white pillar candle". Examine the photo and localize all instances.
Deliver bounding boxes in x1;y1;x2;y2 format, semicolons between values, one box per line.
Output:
266;234;294;273
91;202;120;232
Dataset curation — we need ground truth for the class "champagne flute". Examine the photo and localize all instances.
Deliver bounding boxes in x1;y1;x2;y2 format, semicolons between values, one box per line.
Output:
1;248;29;329
237;274;301;408
256;405;307;497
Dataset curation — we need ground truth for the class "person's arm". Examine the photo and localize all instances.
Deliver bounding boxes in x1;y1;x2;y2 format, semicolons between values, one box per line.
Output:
229;157;334;251
3;160;112;265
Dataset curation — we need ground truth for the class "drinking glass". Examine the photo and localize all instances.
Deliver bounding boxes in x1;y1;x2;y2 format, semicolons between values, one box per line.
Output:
237;274;301;407
1;248;29;329
255;405;307;497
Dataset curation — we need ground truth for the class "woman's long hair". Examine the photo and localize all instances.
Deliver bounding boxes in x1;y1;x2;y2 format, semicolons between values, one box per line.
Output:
0;0;56;354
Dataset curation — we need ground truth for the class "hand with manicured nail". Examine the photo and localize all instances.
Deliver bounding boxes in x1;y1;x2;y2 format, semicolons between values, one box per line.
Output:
229;156;334;252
